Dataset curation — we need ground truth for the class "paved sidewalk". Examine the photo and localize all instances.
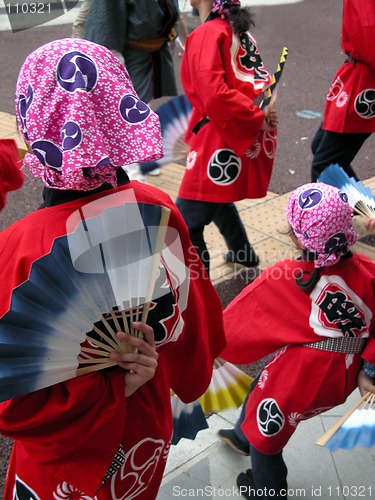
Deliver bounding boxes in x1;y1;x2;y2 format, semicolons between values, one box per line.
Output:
159;391;375;499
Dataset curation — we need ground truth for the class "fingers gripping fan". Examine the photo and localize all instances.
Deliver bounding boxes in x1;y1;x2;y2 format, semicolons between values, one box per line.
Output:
0;191;175;402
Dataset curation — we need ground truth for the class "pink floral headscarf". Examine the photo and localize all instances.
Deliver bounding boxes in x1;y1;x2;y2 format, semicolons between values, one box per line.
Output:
212;0;241;19
15;38;163;190
287;182;358;268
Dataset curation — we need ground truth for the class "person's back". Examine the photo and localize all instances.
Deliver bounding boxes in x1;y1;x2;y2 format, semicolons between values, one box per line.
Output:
221;182;375;499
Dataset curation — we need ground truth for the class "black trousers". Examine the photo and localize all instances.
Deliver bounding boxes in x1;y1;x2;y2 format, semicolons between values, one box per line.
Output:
311;123;371;182
250;444;288;499
175;198;254;275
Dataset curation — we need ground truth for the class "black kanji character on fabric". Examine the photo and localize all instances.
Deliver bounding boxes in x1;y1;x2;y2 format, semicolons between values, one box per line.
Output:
319;291;366;337
239;34;270;83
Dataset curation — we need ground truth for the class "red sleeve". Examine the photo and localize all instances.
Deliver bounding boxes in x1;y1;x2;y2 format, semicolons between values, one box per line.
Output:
221;261;319;364
342;0;375;70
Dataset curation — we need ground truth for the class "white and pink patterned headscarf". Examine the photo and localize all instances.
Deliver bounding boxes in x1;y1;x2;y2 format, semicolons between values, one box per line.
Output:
212;0;241;19
287;182;358;268
15;38;163;190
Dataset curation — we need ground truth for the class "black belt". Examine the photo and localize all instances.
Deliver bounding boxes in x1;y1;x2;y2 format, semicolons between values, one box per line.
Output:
192;117;210;134
303;337;366;354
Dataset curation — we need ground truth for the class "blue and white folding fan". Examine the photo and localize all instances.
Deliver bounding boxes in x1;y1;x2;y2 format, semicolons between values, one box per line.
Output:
316;391;375;451
318;163;375;218
155;94;192;166
0;192;172;402
171;393;208;445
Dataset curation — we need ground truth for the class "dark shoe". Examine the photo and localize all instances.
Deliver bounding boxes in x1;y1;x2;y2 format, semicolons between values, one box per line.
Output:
224;250;260;268
237;469;263;498
217;428;250;456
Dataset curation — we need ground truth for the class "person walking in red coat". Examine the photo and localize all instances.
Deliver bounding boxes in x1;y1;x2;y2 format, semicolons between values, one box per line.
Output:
311;0;375;182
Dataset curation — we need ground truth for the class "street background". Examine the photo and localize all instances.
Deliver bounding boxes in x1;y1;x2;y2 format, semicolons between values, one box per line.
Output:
0;0;374;230
0;0;374;497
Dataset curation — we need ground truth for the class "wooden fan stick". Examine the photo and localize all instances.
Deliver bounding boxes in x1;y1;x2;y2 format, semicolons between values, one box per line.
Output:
77;356;110;364
81;345;113;356
91;323;121;351
354;201;375;219
84;335;116;353
315;391;372;447
363;392;375;409
110;310;122;333
77;360;117;376
140;207;171;327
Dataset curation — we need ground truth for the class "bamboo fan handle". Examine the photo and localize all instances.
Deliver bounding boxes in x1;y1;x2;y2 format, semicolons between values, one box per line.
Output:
141;206;171;324
76;360;117;376
315;391;372;447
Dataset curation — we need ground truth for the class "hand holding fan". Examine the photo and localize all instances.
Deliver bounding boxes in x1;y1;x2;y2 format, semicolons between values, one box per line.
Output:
315;391;375;451
318;163;375;218
0;190;172;402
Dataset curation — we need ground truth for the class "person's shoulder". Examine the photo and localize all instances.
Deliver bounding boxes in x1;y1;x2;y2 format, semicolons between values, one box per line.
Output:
351;252;375;270
188;17;230;41
125;181;174;207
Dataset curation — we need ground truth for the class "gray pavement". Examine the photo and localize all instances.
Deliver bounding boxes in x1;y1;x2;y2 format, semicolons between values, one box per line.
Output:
159;390;375;499
0;1;374;499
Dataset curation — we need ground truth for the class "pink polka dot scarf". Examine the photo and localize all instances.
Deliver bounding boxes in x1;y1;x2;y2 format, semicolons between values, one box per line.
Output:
287;182;358;268
15;38;163;191
212;0;241;19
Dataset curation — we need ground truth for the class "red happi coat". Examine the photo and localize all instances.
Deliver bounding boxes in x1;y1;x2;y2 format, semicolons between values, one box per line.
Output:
323;0;375;133
222;256;375;455
0;182;225;499
178;16;276;203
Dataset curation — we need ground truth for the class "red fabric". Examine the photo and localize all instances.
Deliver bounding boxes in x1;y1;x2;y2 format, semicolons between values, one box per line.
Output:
178;18;275;203
322;0;375;133
0;139;24;211
0;182;226;499
221;255;375;455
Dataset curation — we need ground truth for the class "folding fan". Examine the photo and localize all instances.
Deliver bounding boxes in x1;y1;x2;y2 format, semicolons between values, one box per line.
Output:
0;190;174;402
198;358;253;414
170;393;208;445
318;163;375;218
155;94;192;165
169;360;252;443
315;391;375;451
260;46;289;110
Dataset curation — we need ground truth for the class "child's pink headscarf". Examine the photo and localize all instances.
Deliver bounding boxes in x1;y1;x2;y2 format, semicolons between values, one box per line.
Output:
15;38;163;191
287;182;358;268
